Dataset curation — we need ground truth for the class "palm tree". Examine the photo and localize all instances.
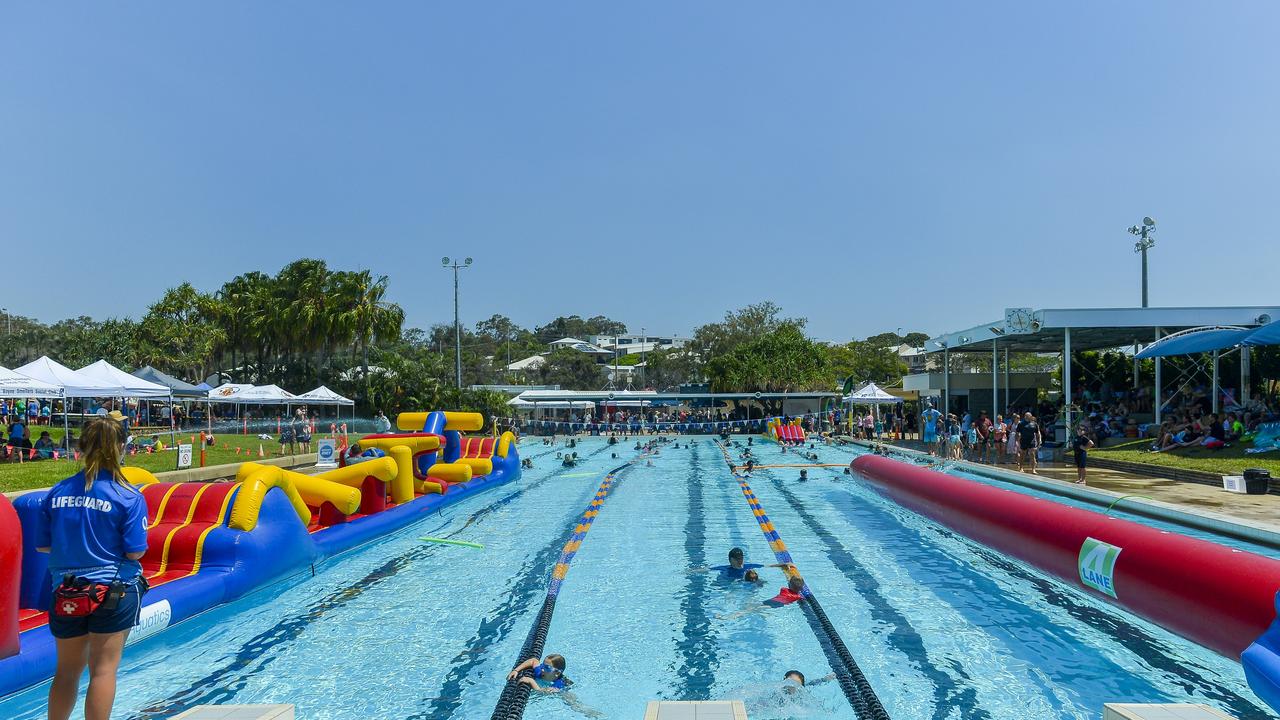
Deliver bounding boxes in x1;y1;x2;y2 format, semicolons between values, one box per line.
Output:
339;270;405;405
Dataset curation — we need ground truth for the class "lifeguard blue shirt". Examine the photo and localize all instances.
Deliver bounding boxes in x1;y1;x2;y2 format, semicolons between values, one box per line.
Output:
711;563;762;579
36;471;148;588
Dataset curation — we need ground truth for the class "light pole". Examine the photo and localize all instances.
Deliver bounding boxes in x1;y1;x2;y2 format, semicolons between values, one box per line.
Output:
441;256;472;389
640;326;646;389
1128;217;1156;308
3;308;9;336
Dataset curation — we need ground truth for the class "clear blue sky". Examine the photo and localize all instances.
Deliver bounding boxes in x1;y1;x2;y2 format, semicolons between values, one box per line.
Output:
3;3;1278;342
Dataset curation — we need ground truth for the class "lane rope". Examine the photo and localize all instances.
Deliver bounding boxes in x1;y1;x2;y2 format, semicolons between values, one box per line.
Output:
490;461;634;720
718;442;892;720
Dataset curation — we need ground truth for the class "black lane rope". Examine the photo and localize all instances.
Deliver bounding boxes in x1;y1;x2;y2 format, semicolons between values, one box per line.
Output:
718;442;892;720
490;461;634;720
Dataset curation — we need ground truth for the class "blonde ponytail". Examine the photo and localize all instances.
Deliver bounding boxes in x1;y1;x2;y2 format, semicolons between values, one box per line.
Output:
80;417;125;491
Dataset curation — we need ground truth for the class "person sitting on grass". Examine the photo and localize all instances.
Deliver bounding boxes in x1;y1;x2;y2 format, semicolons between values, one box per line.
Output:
34;431;55;459
1153;421;1201;452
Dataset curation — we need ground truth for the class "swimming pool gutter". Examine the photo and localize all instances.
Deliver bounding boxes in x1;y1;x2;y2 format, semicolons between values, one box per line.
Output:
852;440;1280;551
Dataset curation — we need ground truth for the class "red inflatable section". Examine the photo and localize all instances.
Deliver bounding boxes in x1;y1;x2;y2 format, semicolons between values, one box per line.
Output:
0;494;19;660
852;454;1280;658
775;424;805;443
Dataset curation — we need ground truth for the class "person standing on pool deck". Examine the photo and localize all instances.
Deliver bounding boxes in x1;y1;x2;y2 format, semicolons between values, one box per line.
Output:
1015;412;1042;475
36;417;148;720
920;403;942;456
1072;425;1094;484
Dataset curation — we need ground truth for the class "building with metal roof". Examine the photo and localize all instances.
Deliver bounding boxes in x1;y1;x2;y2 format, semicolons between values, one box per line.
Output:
917;305;1280;428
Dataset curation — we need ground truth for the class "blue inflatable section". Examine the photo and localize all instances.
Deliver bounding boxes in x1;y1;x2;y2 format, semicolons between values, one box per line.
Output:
1243;592;1280;714
0;434;521;699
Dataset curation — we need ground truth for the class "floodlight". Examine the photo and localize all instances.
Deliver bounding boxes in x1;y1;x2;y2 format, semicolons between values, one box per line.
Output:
1143;217;1155;227
441;257;450;266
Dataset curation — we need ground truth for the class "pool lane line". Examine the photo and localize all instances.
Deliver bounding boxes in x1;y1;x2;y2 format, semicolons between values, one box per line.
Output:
762;472;993;720
673;441;720;699
129;442;616;720
717;442;892;720
490;459;637;720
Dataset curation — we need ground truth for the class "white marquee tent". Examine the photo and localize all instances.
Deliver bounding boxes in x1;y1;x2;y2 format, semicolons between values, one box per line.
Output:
295;385;354;406
0;366;63;398
77;360;170;398
843;382;904;405
16;356;124;397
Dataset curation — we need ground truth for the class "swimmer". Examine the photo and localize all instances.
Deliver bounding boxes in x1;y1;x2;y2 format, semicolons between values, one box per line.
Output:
743;568;761;584
720;575;806;620
799;469;808;482
782;670;835;692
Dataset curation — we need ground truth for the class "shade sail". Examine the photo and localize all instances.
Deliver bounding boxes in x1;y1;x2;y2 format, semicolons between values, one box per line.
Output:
0;366;63;398
133;366;207;398
1136;327;1254;359
15;356;124;397
294;385;354;406
1244;322;1280;348
843;382;904;404
78;360;170;398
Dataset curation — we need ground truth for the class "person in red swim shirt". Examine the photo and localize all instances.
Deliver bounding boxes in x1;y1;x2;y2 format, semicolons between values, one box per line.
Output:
763;575;806;607
720;574;807;620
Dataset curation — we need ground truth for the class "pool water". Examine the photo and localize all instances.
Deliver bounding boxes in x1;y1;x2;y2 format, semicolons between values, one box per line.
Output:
0;437;1270;719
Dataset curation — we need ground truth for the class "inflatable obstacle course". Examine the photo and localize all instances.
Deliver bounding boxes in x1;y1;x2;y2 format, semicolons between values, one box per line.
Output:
0;409;521;698
766;417;806;444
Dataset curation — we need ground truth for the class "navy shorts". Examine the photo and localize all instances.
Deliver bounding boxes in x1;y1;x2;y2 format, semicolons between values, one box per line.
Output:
48;584;143;639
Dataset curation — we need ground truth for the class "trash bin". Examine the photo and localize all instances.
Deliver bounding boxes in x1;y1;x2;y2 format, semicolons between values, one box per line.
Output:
1244;468;1271;495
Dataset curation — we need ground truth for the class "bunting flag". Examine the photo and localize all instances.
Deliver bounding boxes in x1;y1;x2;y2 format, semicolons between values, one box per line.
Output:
52;451;59;460
73;451;80;460
28;449;37;460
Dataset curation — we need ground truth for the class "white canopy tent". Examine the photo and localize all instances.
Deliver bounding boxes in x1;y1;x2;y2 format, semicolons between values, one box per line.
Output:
78;360;175;442
77;360;170;398
294;385;356;424
232;385;297;405
0;366;63;398
295;385;354;406
207;383;256;402
843;383;904;405
16;356;124;397
843;382;903;435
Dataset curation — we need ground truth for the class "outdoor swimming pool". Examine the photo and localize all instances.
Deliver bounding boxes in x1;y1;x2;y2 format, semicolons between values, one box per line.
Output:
0;437;1270;719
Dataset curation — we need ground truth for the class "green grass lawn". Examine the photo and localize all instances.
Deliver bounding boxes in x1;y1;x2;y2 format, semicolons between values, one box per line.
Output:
1093;437;1280;477
0;429;331;494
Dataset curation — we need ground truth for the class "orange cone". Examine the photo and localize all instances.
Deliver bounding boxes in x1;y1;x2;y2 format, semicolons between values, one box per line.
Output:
235;447;241;455
258;444;265;457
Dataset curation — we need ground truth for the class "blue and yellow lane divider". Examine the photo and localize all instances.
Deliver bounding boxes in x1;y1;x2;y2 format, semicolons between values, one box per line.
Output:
491;460;635;720
716;442;892;720
547;470;619;597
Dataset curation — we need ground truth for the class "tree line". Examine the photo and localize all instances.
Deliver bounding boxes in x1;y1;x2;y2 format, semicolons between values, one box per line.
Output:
0;263;927;416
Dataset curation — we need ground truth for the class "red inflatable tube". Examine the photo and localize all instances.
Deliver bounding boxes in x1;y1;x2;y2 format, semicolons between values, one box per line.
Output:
0;494;19;660
851;455;1280;659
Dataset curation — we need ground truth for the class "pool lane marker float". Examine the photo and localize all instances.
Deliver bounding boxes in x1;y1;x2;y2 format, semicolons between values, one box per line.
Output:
419;536;484;549
490;459;637;720
718;443;892;720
